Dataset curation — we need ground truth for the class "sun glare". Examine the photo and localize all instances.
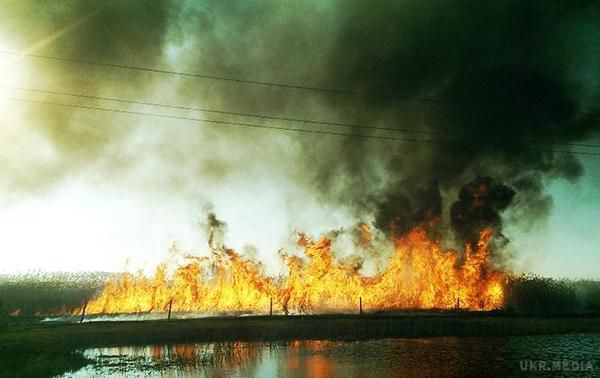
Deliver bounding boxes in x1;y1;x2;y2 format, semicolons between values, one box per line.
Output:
0;38;32;122
0;37;26;108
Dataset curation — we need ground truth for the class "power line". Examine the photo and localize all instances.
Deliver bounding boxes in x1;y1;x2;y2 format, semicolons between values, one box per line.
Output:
2;86;443;136
0;50;443;102
1;96;442;143
4;51;597;150
2;96;600;158
4;85;600;150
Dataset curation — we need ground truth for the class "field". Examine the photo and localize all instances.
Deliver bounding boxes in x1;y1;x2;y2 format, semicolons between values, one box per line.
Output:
2;312;600;377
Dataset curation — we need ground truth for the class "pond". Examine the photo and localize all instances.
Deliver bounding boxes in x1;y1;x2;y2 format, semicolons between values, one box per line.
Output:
64;333;600;377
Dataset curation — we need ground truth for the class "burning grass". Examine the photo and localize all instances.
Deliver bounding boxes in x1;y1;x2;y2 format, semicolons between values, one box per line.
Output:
80;228;505;316
2;274;599;320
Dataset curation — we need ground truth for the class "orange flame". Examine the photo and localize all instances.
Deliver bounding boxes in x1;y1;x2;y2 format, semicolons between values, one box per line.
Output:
82;227;505;315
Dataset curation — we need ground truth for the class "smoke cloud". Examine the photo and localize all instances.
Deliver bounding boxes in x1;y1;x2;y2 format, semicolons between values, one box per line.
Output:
450;177;515;245
201;204;227;249
0;1;170;193
307;0;600;241
1;0;599;270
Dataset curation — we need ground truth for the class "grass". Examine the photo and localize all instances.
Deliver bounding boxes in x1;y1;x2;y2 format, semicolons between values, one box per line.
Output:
1;312;600;377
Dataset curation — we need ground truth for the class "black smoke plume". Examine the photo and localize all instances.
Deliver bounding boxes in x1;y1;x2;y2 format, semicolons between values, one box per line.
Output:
201;205;227;249
450;177;516;245
306;0;599;243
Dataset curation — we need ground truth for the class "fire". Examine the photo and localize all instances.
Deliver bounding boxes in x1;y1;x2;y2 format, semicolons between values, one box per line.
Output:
82;227;505;315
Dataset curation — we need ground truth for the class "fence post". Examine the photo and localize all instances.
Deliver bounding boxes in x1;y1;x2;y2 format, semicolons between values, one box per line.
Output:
167;299;173;320
270;297;273;316
359;297;363;315
80;301;87;323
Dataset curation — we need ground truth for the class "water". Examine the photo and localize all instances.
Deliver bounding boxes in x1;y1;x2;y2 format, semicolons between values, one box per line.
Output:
65;334;600;377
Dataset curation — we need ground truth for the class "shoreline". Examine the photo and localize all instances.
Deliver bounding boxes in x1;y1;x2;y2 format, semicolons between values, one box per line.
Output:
6;312;600;345
2;313;600;377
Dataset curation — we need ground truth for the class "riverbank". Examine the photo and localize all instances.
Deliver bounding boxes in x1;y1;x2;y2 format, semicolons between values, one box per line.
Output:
2;313;600;377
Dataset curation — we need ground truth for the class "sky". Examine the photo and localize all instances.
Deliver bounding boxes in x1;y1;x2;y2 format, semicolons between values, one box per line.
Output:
0;1;599;278
507;157;600;278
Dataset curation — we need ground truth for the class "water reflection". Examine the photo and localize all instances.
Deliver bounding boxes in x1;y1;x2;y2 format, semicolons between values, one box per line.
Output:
66;334;600;377
76;342;268;377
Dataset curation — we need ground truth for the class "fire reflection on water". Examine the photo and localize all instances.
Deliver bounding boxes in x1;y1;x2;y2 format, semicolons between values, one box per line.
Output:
79;341;341;377
70;334;600;378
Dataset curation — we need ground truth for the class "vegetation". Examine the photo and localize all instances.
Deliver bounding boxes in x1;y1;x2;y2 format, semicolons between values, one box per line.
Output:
0;272;109;316
506;275;600;314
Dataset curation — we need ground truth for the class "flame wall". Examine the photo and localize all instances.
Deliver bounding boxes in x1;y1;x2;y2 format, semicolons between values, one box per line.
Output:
82;228;504;315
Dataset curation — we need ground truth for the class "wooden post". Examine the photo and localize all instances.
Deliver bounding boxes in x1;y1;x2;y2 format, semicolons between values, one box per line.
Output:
359;297;363;315
269;297;273;316
167;299;173;321
80;301;87;323
456;297;460;311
